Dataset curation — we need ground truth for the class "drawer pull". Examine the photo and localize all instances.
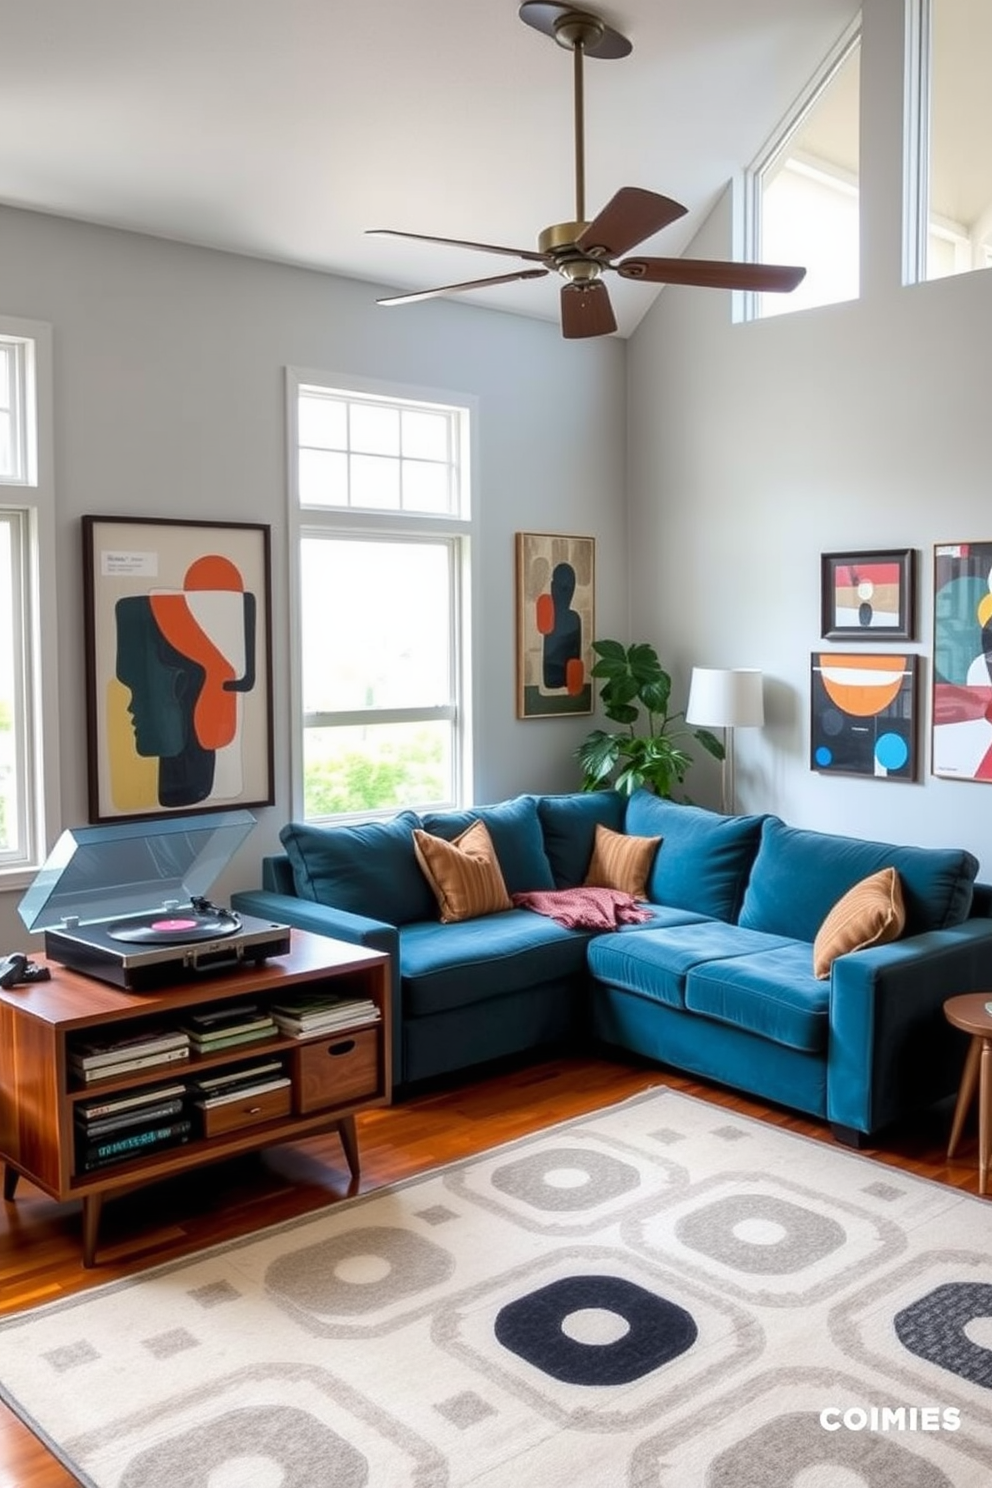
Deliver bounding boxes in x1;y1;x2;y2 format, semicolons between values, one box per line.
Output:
327;1039;357;1057
246;1106;262;1115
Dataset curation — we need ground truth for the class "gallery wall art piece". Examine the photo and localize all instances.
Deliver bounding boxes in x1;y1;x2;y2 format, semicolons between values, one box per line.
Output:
820;549;915;640
82;516;274;822
516;532;594;718
810;652;918;780
932;540;992;782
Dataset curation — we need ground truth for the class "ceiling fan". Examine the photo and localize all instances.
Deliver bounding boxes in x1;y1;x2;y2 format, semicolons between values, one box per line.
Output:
367;1;806;339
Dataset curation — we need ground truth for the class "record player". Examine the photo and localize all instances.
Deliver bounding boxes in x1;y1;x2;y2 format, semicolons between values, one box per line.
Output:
19;811;290;991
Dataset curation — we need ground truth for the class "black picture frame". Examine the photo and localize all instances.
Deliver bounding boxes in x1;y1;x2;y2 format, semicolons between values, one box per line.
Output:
820;548;915;641
82;515;275;822
810;651;919;780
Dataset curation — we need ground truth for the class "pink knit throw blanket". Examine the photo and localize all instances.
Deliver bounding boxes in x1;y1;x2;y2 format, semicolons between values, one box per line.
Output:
512;886;653;929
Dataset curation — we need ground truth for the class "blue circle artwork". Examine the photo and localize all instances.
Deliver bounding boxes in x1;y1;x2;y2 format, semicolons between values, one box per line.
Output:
875;732;909;772
815;746;833;767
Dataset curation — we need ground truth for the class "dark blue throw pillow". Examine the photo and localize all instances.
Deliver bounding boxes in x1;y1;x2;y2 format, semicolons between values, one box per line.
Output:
280;810;436;926
421;795;555;895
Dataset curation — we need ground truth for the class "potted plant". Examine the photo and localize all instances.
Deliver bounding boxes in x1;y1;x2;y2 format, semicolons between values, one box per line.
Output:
576;639;724;797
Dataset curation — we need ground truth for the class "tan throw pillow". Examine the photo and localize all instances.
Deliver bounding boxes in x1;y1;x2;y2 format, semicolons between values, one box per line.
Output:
813;867;906;979
413;820;512;924
584;823;662;901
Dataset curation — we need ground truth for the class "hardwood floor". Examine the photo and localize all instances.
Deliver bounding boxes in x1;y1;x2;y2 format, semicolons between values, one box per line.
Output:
0;1052;979;1487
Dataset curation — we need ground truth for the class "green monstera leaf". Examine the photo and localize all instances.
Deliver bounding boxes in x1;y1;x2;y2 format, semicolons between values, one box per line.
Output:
576;640;723;799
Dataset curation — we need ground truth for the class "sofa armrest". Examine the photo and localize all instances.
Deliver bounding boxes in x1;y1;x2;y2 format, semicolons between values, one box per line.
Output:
827;918;992;1134
231;888;403;1087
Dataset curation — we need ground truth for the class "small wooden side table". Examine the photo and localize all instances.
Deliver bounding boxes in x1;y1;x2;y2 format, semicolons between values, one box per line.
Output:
944;993;992;1195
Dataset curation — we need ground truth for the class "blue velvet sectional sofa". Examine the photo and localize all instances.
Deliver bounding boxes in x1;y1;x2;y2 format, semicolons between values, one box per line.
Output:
231;791;992;1144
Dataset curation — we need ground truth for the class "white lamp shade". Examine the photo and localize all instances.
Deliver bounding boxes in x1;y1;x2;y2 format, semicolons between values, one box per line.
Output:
686;668;765;729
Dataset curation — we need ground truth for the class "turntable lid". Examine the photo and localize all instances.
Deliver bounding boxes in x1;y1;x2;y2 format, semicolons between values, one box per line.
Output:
18;810;257;932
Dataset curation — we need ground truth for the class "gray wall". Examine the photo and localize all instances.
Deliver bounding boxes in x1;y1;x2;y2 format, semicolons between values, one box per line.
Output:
0;205;627;946
627;0;992;873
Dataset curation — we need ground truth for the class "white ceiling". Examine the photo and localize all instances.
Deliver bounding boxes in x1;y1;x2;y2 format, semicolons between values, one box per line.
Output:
0;0;860;337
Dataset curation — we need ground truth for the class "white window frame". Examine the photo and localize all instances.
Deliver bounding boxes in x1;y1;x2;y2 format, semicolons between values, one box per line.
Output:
286;368;475;823
904;0;992;284
0;314;59;883
741;16;862;322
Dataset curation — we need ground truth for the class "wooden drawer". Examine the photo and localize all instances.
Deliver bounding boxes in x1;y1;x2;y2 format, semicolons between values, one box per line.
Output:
293;1027;380;1113
197;1082;292;1138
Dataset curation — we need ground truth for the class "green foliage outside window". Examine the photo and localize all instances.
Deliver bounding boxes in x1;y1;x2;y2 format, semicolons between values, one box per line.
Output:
304;728;445;818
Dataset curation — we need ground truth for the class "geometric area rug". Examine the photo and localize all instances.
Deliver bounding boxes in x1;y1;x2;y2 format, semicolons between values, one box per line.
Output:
1;1089;992;1486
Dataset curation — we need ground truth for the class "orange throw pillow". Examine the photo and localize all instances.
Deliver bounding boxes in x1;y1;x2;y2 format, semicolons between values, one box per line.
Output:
584;823;661;901
813;867;906;979
413;820;512;924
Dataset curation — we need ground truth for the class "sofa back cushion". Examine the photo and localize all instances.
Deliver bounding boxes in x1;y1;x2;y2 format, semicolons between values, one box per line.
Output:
279;811;436;926
421;795;555;895
624;791;766;922
537;791;627;888
738;817;978;942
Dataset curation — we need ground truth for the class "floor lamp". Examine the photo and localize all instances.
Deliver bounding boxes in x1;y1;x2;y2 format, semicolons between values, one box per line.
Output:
686;668;765;814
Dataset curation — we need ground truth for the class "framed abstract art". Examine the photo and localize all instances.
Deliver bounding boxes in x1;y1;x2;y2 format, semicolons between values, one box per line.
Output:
932;540;992;782
515;532;595;718
820;549;915;641
810;651;918;780
82;515;274;821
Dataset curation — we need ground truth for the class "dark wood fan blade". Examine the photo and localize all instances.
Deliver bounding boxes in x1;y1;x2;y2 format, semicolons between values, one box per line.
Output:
560;280;617;339
368;228;547;263
576;187;688;259
617;256;806;292
377;268;549;306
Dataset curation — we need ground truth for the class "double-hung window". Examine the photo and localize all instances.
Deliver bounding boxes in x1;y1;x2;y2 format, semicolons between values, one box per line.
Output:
288;372;473;821
0;316;58;878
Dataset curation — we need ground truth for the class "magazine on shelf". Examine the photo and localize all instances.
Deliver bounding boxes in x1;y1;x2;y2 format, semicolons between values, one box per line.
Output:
77;1082;190;1122
195;1060;285;1093
182;1003;264;1032
76;1097;186;1138
187;1024;276;1052
72;1047;192;1083
195;1077;292;1110
271;999;379;1035
70;1028;191;1071
78;1118;193;1170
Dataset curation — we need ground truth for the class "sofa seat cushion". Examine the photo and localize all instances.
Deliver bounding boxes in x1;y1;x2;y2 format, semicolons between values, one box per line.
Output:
421;796;555;895
624;792;766;922
280;811;436;926
587;921;793;1011
739;817;978;942
399;911;592;1018
537;791;627;887
685;944;830;1054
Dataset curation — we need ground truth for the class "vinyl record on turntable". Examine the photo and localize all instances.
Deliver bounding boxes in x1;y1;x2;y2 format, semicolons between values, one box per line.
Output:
107;905;242;945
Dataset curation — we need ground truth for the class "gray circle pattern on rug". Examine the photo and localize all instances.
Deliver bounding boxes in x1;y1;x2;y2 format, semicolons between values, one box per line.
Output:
266;1225;453;1318
894;1282;992;1387
706;1410;955;1488
118;1403;368;1488
490;1146;641;1212
675;1194;846;1274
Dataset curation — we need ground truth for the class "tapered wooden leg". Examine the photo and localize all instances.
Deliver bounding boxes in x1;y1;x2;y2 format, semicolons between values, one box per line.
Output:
948;1035;982;1158
337;1116;361;1180
2;1164;19;1201
81;1193;104;1268
979;1038;991;1197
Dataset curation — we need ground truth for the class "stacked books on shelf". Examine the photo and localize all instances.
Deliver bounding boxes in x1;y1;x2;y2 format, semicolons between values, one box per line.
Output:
180;1002;278;1054
69;1026;191;1085
74;1080;193;1172
192;1059;291;1111
270;992;381;1039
